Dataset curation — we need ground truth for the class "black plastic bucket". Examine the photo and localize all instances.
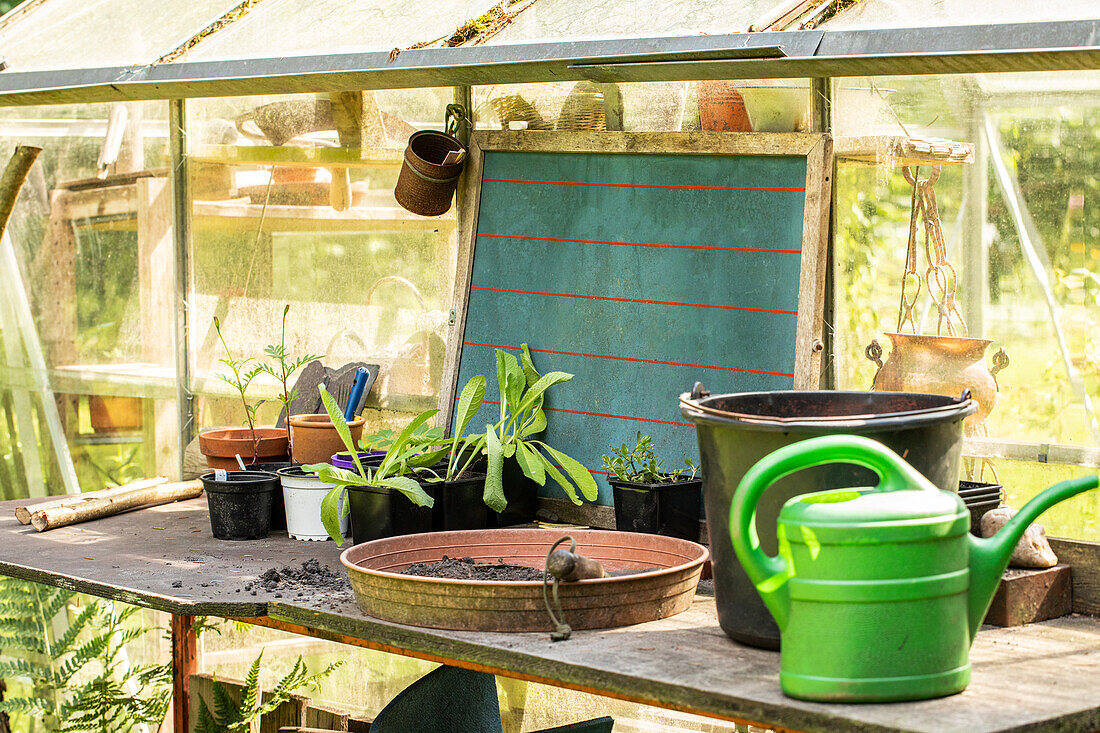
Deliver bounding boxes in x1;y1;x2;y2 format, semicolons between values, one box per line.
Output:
609;477;702;541
201;470;279;541
347;483;437;545
679;388;977;650
432;473;488;531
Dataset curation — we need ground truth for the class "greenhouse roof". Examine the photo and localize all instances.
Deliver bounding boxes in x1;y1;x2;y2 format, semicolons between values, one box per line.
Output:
0;0;1095;105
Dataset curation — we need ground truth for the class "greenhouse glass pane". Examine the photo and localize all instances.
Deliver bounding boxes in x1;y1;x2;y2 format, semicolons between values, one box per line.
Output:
485;0;779;45
831;71;1100;481
824;0;1100;29
184;0;498;61
0;0;241;72
186;89;458;428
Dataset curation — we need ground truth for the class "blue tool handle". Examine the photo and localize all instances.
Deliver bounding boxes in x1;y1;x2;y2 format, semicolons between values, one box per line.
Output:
344;368;368;421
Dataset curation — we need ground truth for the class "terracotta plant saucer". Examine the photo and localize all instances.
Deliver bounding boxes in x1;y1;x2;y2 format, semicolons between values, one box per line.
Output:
340;528;709;632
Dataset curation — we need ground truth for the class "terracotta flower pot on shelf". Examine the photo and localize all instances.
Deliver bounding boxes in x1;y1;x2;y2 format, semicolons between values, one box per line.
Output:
88;395;143;433
198;427;289;470
288;413;365;465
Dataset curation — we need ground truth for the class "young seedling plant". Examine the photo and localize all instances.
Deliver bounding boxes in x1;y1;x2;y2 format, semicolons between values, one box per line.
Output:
601;431;698;485
440;345;598;513
306;384;441;545
213;316;264;464
256;304;322;444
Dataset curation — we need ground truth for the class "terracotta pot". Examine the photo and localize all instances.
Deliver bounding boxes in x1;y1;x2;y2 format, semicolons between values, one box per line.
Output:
288;413;365;465
867;333;1009;425
88;395;143;433
698;81;752;132
198;427;289;470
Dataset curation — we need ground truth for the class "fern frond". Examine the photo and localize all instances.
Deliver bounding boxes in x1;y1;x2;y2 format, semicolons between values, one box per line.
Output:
239;652;263;718
0;694;58;718
53;603;99;656
0;657;56;685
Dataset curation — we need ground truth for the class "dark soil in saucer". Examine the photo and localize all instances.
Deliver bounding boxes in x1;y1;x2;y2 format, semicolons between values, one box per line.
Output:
400;555;547;581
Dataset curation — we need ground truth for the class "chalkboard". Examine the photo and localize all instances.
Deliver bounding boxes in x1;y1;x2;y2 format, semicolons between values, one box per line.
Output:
444;132;832;507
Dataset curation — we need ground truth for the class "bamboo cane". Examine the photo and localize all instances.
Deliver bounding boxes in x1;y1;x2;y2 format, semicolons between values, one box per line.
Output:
14;477;169;525
30;480;203;532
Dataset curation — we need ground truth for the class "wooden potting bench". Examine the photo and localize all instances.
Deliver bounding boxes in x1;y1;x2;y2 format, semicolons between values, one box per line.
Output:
0;496;1098;733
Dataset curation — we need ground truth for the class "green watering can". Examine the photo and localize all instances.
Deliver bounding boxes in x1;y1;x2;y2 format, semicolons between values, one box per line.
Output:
729;433;1099;703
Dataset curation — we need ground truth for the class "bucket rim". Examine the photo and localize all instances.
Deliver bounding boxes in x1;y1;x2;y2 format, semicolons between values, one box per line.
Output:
679;390;978;432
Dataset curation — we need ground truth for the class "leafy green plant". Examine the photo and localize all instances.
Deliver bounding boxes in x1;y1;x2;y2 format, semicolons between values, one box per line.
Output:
195;651;341;733
0;580;171;733
255;304;323;442
306;385;438;544
213;316;264;463
447;345;597;513
601;432;698;484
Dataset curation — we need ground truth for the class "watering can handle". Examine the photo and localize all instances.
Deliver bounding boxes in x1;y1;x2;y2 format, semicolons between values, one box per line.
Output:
728;434;939;630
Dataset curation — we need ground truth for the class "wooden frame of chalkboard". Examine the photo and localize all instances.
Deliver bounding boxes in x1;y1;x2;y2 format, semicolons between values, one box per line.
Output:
437;131;832;510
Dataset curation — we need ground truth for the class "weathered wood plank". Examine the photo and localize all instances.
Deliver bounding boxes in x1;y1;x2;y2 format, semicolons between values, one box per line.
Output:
477;131;824;157
0;496;345;616
792;133;831;389
266;594;1100;733
1049;538;1100;615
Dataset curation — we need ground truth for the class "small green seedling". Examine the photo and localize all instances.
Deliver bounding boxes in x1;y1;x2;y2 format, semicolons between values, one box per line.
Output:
213;316;264;463
256;304;322;441
602;432;698;484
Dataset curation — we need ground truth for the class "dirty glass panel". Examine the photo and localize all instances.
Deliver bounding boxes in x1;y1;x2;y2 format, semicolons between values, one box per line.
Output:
484;0;779;45
186;89;457;434
0;0;239;72
823;0;1099;28
473;79;811;132
184;0;498;61
831;71;1100;540
0;102;177;495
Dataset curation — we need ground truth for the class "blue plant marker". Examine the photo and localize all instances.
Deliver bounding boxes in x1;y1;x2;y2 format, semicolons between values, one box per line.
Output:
344;368;369;421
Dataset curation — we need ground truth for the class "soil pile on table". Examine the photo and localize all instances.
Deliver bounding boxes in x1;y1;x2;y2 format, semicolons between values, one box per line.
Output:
401;555;547;581
245;558;350;601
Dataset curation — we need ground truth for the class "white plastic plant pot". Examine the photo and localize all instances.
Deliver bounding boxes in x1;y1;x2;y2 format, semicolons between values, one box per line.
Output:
276;466;348;541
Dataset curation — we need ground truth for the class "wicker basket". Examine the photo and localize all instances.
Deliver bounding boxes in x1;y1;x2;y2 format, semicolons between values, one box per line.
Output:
394;130;465;217
490;94;552;131
557;81;608;131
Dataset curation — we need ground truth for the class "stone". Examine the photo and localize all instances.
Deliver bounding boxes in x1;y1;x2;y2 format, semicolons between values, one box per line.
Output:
981;506;1059;568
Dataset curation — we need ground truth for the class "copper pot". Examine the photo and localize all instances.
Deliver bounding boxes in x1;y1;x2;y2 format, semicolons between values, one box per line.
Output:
866;333;1008;425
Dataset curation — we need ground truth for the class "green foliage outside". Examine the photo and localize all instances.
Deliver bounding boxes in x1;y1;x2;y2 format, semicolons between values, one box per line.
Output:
195;652;341;733
0;580;170;733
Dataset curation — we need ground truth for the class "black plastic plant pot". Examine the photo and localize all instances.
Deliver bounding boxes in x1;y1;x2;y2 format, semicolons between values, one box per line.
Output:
488;456;539;527
251;461;292;530
609;477;702;541
200;471;278;541
347;483;437;545
431;473;488;531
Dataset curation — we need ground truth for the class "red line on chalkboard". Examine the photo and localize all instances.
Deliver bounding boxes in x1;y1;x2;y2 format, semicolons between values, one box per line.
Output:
478;398;692;428
483;177;805;192
469;286;797;315
476;232;801;254
462;341;795;378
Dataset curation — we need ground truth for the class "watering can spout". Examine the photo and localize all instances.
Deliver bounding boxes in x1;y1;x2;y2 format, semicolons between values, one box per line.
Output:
966;474;1099;641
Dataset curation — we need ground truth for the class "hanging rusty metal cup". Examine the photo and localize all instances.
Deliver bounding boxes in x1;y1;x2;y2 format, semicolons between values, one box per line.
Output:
394;105;468;217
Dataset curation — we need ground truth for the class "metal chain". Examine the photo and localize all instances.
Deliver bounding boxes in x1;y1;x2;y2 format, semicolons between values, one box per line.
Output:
897;165;968;337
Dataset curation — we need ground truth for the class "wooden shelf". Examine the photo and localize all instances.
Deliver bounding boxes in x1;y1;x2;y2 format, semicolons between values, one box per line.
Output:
836;135;974;167
192;200;455;232
188;144;405;169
